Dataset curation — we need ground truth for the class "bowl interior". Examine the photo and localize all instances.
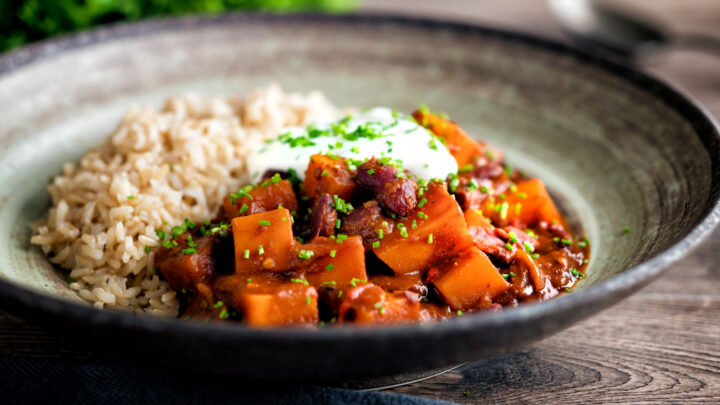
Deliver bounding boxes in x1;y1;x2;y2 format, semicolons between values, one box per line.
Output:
0;16;712;315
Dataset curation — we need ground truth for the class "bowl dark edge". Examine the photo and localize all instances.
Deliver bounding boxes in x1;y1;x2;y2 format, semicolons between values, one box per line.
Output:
0;12;718;373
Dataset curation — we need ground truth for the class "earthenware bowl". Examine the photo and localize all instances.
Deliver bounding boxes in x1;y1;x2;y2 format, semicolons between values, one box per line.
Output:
0;14;718;382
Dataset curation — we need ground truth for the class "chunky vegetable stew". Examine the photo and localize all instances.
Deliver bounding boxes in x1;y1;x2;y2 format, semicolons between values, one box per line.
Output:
155;108;589;327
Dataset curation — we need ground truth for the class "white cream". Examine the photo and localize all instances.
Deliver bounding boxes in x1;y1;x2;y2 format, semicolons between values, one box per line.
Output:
246;107;458;181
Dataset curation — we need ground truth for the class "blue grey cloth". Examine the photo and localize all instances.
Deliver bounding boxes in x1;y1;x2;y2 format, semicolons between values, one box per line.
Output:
0;355;454;404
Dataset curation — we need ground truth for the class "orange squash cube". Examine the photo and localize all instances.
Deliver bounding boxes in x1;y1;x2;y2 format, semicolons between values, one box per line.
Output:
412;110;483;167
238;283;318;327
223;179;298;219
432;247;510;311
337;284;423;324
302;154;357;201
232;209;295;274
482;179;563;227
373;182;474;274
305;236;367;288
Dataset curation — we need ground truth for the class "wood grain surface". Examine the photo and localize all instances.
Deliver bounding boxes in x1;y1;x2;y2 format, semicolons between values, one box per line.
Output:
1;1;719;403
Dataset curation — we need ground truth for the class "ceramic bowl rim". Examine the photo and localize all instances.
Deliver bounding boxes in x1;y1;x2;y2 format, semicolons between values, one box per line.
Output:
0;13;718;342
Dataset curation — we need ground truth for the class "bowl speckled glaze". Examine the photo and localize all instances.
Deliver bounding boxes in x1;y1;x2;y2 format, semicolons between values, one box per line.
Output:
0;14;718;382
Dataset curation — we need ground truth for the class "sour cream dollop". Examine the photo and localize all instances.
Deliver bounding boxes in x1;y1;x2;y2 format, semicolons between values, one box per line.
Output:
246;107;458;182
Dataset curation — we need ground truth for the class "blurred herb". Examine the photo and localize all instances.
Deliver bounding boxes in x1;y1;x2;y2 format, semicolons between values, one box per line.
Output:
0;0;358;53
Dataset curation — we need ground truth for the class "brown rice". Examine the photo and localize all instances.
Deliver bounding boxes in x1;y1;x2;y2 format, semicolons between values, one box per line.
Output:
30;84;338;315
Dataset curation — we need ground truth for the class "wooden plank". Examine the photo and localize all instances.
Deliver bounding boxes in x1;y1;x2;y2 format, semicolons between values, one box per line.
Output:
387;294;720;403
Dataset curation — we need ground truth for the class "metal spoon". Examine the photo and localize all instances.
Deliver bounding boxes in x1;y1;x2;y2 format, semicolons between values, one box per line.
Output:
548;0;720;60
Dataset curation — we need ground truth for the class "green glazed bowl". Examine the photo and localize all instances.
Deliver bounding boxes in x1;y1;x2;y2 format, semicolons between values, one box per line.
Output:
0;14;718;381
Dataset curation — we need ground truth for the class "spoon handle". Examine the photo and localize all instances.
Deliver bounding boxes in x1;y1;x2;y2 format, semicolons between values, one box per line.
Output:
674;33;720;56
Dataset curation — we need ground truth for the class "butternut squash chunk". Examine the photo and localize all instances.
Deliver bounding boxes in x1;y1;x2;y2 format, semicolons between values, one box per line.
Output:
412;110;483;167
305;236;367;288
337;284;423;324
432;247;510;311
155;234;215;291
238;283;318;327
481;178;563;227
232;209;294;274
302;154;357;201
373;182;474;274
223;179;298;219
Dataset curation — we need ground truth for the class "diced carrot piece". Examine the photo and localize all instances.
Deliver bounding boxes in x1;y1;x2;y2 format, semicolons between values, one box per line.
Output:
155;234;215;291
238;283;318;327
432;247;510;311
337;284;423;324
305;236;367;288
232;209;295;274
302;154;357;201
481;179;563;227
223;180;298;219
412;110;483;167
373;182;474;274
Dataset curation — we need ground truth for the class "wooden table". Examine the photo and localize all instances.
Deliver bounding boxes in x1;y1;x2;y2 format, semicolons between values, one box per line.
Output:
1;1;719;403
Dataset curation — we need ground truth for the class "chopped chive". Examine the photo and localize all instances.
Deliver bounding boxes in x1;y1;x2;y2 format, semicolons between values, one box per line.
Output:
417;198;427;208
377;229;384;240
329;250;336;258
305;296;311;305
239;204;249;214
258;220;271;226
326;263;334;271
372;241;381;249
181;248;196;255
243;249;250;259
500;202;509;220
258;245;264;255
428;233;434;244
